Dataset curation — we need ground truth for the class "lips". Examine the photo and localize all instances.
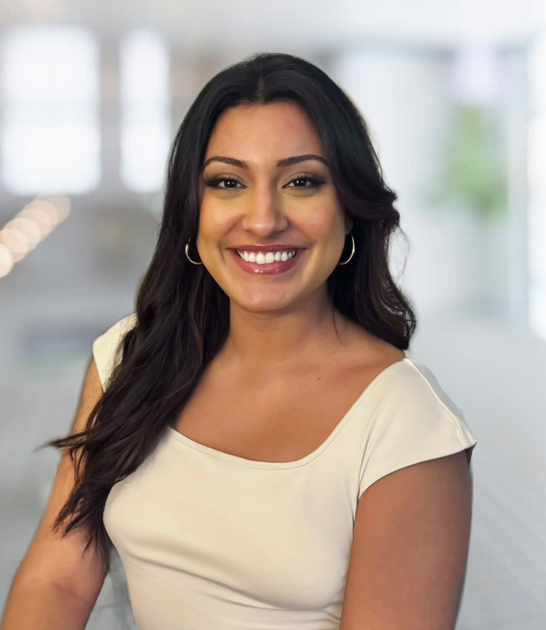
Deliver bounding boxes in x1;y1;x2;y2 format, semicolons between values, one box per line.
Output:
229;247;303;275
229;244;303;253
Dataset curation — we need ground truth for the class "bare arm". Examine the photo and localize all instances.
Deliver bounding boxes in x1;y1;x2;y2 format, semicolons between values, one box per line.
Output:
340;450;473;630
1;356;109;630
1;578;95;630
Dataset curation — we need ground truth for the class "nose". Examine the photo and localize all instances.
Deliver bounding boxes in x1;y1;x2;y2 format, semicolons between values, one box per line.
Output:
240;181;289;237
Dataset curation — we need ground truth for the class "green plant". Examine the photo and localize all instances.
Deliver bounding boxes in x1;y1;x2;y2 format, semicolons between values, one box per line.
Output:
425;104;508;221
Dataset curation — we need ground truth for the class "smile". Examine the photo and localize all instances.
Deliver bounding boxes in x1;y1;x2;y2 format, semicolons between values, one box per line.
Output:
236;249;297;264
229;248;303;275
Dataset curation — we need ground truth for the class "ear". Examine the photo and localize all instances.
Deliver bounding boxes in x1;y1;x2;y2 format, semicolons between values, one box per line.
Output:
345;213;354;234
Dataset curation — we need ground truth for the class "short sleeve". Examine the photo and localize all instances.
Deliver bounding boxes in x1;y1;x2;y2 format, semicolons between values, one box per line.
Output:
92;313;137;391
357;359;478;499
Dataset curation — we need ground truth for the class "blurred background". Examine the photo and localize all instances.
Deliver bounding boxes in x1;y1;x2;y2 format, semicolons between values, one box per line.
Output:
1;1;545;628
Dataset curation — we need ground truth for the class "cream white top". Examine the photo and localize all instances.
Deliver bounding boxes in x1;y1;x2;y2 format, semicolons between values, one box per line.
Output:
93;314;478;630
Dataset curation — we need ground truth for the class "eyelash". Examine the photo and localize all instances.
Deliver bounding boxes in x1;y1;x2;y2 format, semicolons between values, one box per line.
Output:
203;175;325;190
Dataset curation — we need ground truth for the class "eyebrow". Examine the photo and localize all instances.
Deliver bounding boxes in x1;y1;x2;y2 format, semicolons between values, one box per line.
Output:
202;154;328;170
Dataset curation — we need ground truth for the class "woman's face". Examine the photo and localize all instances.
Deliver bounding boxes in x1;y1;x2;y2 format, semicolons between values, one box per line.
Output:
197;100;352;314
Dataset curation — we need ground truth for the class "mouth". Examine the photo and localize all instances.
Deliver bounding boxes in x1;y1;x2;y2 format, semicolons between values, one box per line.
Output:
228;248;304;275
236;248;298;264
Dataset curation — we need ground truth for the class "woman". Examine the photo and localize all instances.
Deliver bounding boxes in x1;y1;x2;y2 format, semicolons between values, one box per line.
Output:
2;52;477;630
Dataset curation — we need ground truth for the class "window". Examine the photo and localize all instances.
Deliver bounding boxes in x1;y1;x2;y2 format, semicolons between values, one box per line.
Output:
120;29;171;193
529;33;546;340
1;26;100;194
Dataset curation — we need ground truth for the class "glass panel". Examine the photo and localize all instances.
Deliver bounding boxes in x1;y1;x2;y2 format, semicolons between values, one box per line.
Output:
1;26;100;194
529;34;546;339
120;29;171;193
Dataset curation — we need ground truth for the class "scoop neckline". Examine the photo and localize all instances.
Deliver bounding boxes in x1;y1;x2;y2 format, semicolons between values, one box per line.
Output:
166;356;412;469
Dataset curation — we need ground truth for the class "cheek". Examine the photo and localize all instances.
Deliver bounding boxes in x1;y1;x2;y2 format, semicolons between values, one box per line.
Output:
197;202;231;247
298;202;346;246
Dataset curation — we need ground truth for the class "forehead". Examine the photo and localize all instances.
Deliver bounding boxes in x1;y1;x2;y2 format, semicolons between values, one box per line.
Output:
205;101;324;160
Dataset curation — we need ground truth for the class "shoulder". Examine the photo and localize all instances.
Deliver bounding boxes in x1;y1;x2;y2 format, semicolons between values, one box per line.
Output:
96;312;137;339
92;312;137;362
379;357;467;421
92;313;137;391
357;356;478;498
343;327;468;431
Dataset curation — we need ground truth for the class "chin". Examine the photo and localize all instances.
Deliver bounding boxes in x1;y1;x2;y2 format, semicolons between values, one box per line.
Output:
232;290;295;314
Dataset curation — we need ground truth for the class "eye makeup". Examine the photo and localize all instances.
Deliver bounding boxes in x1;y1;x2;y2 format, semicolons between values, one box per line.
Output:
202;174;326;190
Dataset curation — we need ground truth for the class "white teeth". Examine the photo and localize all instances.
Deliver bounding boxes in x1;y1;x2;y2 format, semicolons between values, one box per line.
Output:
236;249;297;264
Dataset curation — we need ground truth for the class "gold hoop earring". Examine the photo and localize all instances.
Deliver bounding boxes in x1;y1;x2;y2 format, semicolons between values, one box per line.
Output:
185;238;203;265
337;232;355;266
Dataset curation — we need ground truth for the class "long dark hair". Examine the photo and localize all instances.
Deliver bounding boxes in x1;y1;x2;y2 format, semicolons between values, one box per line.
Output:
42;52;417;572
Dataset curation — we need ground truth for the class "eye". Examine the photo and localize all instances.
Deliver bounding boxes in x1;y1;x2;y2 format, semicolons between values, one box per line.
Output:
285;175;324;189
202;174;325;190
203;176;244;189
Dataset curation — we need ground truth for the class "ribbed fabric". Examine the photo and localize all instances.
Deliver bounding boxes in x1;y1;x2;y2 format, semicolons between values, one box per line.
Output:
93;314;477;630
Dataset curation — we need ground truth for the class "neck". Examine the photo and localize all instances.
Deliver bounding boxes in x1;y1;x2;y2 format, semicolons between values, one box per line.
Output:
218;286;354;379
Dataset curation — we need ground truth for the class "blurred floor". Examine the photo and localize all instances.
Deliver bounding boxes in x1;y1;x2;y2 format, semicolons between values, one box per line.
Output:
410;314;546;629
1;312;545;629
